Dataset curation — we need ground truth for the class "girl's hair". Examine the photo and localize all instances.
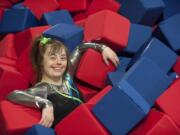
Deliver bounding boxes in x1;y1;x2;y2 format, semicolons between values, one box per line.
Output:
30;36;70;82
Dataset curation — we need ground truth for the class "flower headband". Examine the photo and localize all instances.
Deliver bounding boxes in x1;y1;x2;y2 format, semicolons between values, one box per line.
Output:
40;36;52;46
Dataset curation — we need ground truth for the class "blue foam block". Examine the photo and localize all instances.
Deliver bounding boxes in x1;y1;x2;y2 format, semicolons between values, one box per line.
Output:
129;38;177;73
43;23;84;52
92;86;146;135
40;10;74;26
168;72;178;82
156;13;180;51
107;71;125;86
119;0;165;26
107;56;131;86
25;125;55;135
11;2;26;9
0;9;39;34
116;0;126;4
124;23;152;54
117;56;131;72
119;57;173;112
163;0;180;19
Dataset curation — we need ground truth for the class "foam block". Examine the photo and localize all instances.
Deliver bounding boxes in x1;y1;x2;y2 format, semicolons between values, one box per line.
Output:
116;0;125;4
14;26;50;57
76;80;99;102
0;34;17;59
76;49;116;89
0;9;39;34
84;10;130;52
129;109;180;135
168;72;178;82
0;57;17;67
25;125;55;135
9;0;21;4
0;0;12;8
173;56;180;75
17;46;36;85
120;0;165;26
119;57;172;113
23;0;59;20
107;71;124;86
107;56;130;86
163;0;180;19
93;86;146;135
129;38;177;73
117;56;131;72
155;13;180;52
73;13;87;22
75;18;86;28
0;101;40;135
43;23;84;52
11;2;26;9
40;10;74;26
86;0;120;15
59;0;91;12
87;85;112;109
55;104;110;135
156;79;180;128
0;8;4;21
0;64;29;100
124;23;152;54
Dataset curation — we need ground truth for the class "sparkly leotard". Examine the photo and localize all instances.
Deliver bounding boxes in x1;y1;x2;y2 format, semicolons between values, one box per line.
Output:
7;42;106;127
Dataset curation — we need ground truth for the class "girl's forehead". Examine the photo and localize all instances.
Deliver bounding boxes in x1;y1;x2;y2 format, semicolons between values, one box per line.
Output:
45;45;66;55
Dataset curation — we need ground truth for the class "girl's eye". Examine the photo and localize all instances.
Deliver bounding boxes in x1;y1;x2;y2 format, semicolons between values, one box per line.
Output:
49;56;56;60
61;57;67;60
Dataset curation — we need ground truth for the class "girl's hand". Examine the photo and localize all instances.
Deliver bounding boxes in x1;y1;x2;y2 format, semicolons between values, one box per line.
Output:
102;46;119;67
39;106;54;128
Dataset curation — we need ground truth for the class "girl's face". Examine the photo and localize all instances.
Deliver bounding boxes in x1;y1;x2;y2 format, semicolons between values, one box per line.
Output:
41;46;68;81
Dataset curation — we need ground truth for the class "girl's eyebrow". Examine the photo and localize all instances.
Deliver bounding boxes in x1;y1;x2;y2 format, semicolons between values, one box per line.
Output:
48;53;56;56
60;53;66;56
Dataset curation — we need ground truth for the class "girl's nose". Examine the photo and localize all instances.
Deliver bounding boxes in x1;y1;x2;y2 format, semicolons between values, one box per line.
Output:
56;57;62;64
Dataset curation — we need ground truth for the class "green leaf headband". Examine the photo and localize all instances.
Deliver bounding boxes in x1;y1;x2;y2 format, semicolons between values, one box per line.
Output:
40;37;52;46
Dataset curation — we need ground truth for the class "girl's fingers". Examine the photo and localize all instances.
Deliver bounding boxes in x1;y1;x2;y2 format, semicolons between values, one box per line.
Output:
103;55;109;66
39;115;52;127
47;119;53;128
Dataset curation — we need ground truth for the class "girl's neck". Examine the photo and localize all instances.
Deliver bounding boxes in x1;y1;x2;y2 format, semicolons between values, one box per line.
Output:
41;76;63;86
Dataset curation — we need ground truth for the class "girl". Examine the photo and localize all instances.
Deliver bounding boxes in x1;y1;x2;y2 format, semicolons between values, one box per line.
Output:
7;36;119;128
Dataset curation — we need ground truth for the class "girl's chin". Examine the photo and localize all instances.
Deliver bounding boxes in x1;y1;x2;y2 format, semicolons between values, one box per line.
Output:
52;74;63;78
51;74;63;78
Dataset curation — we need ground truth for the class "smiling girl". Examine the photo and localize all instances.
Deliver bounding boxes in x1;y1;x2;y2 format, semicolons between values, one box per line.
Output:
7;36;119;128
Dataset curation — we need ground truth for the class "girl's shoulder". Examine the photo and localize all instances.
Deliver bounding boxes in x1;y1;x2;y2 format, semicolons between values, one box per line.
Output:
33;82;51;89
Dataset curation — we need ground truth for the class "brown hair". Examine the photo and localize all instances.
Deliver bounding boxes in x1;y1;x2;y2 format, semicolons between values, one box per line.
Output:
30;36;70;82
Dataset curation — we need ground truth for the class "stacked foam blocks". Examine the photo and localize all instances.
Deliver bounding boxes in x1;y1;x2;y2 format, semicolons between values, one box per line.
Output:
0;0;180;135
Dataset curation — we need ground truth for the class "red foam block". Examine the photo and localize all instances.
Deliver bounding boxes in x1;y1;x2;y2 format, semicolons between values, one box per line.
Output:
129;109;180;135
59;0;91;12
55;103;110;135
0;57;17;67
75;79;99;102
84;10;130;52
0;0;12;8
0;34;17;59
86;0;120;16
0;64;29;100
14;26;50;57
17;46;36;85
156;79;180;128
23;0;59;19
76;49;116;89
0;100;40;135
173;56;180;76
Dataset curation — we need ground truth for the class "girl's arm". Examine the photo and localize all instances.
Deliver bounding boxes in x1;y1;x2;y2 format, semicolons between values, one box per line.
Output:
7;83;53;109
69;42;119;78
